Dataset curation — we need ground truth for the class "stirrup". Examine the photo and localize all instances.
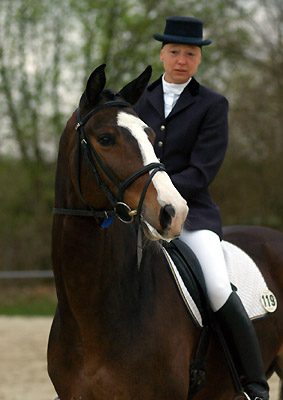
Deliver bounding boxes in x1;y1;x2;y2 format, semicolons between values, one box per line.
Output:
233;392;251;400
234;391;266;400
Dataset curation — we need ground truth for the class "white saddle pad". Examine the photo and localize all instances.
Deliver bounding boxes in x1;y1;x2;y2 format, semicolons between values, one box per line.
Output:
222;240;268;320
164;240;272;328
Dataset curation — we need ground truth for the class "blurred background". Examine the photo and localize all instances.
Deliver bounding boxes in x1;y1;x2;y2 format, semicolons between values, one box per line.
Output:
0;0;282;314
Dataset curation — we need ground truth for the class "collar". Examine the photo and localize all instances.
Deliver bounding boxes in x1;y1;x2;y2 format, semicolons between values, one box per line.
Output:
148;75;200;97
162;74;191;95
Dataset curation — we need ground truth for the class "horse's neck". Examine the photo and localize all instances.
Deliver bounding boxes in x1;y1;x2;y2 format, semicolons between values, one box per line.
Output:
53;218;142;308
53;217;168;344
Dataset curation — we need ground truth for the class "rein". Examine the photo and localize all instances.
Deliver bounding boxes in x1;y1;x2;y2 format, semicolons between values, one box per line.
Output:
53;100;165;226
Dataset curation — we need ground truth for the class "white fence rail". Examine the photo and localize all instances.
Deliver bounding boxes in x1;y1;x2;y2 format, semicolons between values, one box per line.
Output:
0;270;54;279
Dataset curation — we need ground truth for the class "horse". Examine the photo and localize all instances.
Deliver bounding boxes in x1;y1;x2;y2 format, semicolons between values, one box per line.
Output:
48;64;283;400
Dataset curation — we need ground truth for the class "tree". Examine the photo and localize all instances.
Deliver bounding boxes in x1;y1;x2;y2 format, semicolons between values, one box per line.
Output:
0;0;68;164
211;0;283;229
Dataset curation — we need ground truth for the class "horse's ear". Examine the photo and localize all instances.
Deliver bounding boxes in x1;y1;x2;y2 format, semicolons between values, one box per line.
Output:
84;64;106;105
118;65;152;105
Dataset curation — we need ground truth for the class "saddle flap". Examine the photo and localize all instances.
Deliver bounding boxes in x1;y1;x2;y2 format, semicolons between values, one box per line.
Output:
162;239;211;327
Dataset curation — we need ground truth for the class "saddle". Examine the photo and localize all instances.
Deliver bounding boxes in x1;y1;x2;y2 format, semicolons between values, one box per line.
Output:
162;238;275;400
163;238;272;328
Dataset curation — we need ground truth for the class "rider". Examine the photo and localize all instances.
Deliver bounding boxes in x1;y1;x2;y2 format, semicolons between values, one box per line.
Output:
134;16;269;400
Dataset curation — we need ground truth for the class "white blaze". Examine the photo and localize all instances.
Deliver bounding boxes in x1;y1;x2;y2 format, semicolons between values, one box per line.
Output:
117;111;187;212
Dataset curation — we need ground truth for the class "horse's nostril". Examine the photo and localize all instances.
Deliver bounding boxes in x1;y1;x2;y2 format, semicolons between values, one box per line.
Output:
160;205;176;230
164;205;176;218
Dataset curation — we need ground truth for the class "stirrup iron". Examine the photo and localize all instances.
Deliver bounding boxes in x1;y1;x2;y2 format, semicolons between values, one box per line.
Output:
234;395;264;400
233;392;251;400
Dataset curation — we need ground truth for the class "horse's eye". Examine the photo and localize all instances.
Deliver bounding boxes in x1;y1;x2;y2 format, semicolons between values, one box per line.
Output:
97;133;116;147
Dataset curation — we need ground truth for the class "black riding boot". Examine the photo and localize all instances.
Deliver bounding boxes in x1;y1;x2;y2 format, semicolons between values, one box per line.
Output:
215;291;269;400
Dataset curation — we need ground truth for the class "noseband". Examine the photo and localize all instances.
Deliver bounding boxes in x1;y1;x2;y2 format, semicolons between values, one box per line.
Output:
53;100;165;226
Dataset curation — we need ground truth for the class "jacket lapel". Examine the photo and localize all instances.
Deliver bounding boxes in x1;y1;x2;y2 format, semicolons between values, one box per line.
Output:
145;76;200;120
168;77;199;119
146;77;165;119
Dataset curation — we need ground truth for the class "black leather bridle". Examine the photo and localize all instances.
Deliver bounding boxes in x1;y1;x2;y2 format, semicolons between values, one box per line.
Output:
53;100;166;226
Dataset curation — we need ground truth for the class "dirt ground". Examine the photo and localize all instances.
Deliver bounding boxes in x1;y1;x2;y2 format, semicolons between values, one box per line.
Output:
0;316;281;400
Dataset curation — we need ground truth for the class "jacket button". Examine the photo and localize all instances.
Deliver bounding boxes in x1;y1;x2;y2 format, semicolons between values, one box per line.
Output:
160;125;165;131
158;141;163;147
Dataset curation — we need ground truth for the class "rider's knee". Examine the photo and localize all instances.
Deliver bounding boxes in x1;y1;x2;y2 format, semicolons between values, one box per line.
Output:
207;282;232;312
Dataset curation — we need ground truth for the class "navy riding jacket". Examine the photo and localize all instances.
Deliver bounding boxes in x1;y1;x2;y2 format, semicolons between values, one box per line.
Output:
134;76;229;239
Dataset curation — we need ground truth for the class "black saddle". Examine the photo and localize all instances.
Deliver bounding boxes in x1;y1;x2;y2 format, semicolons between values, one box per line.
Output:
162;238;212;327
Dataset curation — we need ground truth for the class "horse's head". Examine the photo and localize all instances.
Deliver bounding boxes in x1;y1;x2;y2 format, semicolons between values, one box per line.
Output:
59;64;188;241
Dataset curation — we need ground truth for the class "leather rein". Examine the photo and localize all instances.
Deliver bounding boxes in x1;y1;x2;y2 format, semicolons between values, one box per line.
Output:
53;100;166;226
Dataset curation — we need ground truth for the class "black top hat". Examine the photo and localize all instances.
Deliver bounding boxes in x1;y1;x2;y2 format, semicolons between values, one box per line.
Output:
153;16;212;47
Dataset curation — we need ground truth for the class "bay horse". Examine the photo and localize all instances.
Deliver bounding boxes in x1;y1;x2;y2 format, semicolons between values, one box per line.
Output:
48;64;283;400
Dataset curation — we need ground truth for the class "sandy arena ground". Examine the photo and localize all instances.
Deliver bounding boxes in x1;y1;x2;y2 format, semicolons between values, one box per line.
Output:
0;316;281;400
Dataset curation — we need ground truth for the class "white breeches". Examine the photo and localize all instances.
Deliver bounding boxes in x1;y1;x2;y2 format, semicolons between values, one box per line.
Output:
179;229;232;312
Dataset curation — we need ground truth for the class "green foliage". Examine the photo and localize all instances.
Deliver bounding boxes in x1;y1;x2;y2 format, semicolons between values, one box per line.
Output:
211;154;283;231
0;282;57;316
0;159;55;270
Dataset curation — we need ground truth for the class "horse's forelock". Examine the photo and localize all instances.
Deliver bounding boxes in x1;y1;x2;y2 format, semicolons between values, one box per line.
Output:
80;88;122;111
102;89;115;100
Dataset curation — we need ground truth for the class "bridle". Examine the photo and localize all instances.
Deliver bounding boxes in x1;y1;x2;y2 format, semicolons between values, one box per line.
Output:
53;100;166;226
